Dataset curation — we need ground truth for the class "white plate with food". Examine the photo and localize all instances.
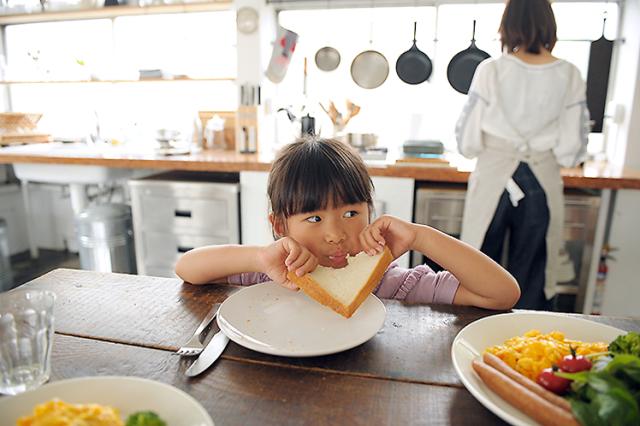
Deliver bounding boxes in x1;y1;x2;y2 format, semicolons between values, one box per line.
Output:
451;312;625;426
0;376;213;426
217;281;386;357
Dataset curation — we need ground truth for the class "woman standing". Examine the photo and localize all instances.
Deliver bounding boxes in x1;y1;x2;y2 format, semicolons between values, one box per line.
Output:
456;0;590;310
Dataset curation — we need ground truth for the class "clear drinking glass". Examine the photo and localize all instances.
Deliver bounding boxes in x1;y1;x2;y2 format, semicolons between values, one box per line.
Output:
0;289;56;395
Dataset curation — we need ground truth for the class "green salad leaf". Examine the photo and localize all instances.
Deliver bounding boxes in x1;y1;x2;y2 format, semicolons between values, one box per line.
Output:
609;332;640;357
125;411;167;426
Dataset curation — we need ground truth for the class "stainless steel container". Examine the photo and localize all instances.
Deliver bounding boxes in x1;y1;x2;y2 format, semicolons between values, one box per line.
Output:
75;204;136;274
0;218;13;291
344;133;378;149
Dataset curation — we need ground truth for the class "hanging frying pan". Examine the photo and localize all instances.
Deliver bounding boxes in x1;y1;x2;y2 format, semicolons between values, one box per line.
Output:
351;49;389;89
396;22;432;85
315;46;341;72
586;17;613;133
447;20;490;94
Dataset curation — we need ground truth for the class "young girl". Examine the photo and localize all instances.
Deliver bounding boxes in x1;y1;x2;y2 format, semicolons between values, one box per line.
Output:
175;137;520;310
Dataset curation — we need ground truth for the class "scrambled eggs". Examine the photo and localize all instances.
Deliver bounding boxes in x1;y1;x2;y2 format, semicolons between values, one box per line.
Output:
485;329;608;380
17;399;124;426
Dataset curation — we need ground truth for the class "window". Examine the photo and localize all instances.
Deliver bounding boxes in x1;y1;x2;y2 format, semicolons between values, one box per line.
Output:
277;2;619;154
4;11;237;142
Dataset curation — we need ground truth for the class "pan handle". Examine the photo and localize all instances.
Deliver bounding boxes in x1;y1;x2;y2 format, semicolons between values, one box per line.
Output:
413;21;417;43
471;19;477;42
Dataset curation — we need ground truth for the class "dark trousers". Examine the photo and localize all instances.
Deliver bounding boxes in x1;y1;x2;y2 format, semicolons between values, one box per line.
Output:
480;162;550;310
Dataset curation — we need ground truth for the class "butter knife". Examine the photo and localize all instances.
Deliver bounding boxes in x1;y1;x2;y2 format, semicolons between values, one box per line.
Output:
185;328;230;377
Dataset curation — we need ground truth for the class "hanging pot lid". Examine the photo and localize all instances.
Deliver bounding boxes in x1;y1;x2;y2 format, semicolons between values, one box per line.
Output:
315;46;341;72
351;50;389;89
396;22;432;85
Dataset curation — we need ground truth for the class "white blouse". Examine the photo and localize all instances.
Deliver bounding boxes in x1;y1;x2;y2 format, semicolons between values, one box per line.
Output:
456;54;590;168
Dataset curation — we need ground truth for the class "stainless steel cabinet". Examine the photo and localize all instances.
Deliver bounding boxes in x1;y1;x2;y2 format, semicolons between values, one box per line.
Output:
413;185;601;311
129;171;240;278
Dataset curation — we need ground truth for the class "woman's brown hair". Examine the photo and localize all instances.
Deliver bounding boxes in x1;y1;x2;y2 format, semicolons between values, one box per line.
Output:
499;0;557;54
267;136;374;225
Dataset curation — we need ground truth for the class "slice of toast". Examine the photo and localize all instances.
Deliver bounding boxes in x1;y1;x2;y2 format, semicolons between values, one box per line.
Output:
287;246;394;318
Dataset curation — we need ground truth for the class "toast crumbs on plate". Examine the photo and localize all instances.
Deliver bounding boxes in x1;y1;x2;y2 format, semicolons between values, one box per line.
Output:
485;329;608;380
17;399;124;426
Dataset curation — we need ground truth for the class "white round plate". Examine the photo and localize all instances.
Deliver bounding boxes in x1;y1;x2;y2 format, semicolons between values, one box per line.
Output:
217;281;386;357
0;376;213;426
451;312;626;426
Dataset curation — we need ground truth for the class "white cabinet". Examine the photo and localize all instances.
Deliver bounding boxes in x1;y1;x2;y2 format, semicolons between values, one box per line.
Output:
239;172;415;268
371;176;414;268
599;189;640;318
129;171;240;278
239;171;272;246
0;184;28;255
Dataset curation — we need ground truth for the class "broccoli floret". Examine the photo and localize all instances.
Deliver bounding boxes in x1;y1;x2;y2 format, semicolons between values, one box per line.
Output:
126;411;167;426
609;331;640;357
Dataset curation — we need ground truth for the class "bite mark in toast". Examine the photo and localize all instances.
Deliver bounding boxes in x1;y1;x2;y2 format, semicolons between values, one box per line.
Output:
287;246;394;318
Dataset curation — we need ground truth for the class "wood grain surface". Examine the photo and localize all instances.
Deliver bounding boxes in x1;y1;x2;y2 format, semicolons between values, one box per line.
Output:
0;146;638;189
12;269;640;425
48;334;508;426
22;269;640;389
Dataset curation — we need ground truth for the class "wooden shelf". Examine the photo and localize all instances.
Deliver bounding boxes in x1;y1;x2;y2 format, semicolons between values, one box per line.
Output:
0;1;231;25
0;76;236;84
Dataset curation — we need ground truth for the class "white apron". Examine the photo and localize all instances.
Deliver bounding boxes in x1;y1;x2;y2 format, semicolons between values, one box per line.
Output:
460;136;564;300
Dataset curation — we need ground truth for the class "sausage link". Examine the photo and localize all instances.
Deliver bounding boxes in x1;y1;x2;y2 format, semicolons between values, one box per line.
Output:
472;359;580;426
483;352;573;412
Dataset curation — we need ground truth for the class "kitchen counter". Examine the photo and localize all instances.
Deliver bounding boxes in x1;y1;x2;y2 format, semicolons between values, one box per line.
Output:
1;143;639;189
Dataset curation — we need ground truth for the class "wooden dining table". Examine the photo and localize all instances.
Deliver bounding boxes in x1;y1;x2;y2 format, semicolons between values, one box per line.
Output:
11;268;640;425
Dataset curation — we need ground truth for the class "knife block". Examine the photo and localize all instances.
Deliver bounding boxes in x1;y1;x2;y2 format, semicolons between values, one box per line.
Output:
236;106;259;154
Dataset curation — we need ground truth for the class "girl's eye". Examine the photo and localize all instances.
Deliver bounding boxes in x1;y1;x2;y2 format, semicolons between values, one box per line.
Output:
305;215;322;223
344;210;359;218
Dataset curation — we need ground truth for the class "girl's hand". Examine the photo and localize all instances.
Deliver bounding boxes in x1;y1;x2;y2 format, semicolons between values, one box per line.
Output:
359;215;417;259
258;237;318;290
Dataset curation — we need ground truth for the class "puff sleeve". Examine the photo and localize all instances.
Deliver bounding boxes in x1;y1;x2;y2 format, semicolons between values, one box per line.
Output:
455;60;492;159
374;263;460;305
553;65;590;168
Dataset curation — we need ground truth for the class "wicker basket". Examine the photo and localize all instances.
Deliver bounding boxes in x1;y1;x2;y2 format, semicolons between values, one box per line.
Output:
0;113;42;132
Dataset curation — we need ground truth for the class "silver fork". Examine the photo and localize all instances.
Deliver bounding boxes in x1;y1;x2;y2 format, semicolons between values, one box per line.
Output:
175;303;221;356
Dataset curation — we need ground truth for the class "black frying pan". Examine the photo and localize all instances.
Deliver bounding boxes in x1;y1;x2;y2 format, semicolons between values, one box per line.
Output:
586;18;613;133
396;22;432;85
447;20;490;94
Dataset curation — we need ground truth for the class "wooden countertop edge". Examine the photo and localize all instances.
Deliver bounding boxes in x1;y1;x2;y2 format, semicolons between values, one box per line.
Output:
1;152;639;189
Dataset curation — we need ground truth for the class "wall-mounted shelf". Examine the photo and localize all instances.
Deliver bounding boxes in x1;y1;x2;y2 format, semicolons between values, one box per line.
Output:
0;76;236;84
0;1;231;25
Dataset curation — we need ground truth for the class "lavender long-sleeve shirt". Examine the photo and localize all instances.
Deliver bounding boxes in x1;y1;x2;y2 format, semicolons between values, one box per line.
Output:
227;262;460;305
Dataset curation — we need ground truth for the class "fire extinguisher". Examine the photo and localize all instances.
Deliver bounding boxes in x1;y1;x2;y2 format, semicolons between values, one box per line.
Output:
591;244;616;315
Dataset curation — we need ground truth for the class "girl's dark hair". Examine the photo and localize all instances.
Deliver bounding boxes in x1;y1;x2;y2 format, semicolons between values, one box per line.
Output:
499;0;557;54
268;136;374;221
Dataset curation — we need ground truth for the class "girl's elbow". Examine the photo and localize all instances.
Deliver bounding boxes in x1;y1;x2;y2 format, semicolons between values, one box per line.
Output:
174;257;199;284
499;277;521;309
482;277;520;310
174;261;189;282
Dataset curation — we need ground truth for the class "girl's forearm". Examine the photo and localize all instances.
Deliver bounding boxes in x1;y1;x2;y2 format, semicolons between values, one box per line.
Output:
175;245;264;284
411;224;518;303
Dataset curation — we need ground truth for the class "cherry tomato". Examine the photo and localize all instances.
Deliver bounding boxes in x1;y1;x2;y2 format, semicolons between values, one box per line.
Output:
537;366;571;395
558;346;592;373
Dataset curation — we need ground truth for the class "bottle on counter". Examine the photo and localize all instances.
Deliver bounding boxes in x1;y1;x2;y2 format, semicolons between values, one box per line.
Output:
205;114;226;150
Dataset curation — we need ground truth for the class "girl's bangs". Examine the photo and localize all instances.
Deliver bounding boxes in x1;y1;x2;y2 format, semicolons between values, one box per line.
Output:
282;148;372;216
